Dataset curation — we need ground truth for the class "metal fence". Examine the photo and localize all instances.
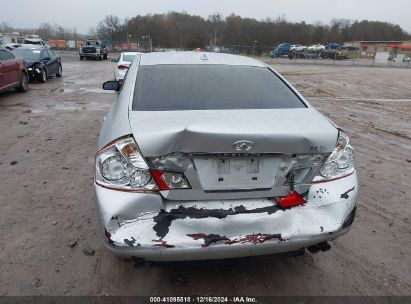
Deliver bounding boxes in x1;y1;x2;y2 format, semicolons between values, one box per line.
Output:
46;39;152;52
220;45;411;68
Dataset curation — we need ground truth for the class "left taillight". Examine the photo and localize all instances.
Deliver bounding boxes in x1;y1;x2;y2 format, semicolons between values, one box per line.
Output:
117;64;129;70
95;136;191;192
95;136;158;192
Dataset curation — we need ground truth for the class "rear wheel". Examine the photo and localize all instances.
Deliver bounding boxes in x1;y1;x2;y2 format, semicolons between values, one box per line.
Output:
56;65;62;77
40;69;47;83
16;72;29;92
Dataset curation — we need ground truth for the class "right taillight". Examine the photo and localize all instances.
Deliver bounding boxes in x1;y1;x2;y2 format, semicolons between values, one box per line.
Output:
117;64;129;70
95;136;191;192
313;130;355;183
150;169;191;191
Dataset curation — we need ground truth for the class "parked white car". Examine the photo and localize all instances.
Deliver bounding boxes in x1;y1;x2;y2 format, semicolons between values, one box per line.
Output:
392;54;411;63
307;44;325;51
290;44;307;51
113;52;141;82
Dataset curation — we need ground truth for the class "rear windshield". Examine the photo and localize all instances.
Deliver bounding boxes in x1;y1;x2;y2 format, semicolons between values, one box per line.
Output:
132;65;305;111
12;48;42;60
123;54;137;62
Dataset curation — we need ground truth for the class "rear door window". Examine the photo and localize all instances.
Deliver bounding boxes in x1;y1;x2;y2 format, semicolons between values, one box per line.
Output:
0;50;14;60
132;65;305;111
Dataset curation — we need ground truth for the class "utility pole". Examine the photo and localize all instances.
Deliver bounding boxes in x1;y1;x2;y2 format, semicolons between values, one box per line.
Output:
253;40;257;56
214;31;217;52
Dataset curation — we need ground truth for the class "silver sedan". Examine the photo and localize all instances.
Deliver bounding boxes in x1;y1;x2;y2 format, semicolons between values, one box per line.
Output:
95;52;358;261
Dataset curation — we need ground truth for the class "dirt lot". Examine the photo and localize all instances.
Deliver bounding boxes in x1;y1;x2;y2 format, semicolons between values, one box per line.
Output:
0;52;410;296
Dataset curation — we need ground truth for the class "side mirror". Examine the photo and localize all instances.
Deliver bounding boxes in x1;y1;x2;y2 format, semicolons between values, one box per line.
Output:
43;57;50;62
103;80;120;91
111;58;118;62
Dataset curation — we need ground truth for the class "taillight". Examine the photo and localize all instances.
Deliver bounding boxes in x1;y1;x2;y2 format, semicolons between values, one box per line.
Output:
95;136;191;192
312;130;355;183
117;64;129;70
150;169;191;190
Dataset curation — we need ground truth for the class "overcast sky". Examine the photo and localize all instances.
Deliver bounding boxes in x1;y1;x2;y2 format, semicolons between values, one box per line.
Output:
3;0;411;34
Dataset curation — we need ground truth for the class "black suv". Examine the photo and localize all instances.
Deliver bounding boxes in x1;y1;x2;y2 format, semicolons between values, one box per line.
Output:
79;38;108;61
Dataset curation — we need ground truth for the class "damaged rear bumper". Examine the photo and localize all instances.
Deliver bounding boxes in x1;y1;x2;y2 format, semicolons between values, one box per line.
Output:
94;172;358;261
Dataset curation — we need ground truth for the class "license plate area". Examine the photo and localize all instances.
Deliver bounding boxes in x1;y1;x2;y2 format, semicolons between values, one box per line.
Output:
193;156;281;191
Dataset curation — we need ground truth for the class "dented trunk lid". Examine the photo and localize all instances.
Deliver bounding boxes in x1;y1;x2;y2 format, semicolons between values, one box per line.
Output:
128;108;337;200
129;108;337;156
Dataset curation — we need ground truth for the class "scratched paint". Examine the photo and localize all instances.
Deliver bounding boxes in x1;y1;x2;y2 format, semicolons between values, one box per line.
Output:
97;172;358;260
341;187;355;199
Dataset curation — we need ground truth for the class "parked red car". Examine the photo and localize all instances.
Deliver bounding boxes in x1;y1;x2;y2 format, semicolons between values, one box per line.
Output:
0;47;29;93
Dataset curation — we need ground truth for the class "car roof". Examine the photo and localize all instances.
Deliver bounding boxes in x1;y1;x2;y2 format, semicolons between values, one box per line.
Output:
139;51;266;67
122;52;141;55
14;45;47;50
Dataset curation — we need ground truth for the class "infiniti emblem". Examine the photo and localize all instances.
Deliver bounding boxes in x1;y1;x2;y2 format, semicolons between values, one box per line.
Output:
232;140;254;151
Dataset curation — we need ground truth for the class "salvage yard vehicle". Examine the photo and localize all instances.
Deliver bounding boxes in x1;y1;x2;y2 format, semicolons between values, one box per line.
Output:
270;42;291;57
0;47;29;93
320;48;349;60
307;44;325;51
112;51;141;82
96;52;358;262
23;34;47;46
290;44;307;51
79;37;108;61
12;46;62;83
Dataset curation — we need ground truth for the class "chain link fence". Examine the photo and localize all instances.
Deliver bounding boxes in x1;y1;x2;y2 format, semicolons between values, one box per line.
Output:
219;44;411;68
43;39;411;68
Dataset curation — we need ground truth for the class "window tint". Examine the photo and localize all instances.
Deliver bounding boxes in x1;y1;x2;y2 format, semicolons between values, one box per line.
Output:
132;65;305;111
0;50;14;60
43;50;51;59
48;49;57;58
12;48;41;61
123;54;137;62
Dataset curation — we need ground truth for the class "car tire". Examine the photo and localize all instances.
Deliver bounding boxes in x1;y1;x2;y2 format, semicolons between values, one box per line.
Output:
16;72;29;92
40;69;47;83
80;56;83;60
56;65;63;77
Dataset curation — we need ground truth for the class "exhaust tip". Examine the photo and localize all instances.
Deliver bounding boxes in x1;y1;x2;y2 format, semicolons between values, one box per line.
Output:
308;241;331;254
307;244;321;254
319;241;331;252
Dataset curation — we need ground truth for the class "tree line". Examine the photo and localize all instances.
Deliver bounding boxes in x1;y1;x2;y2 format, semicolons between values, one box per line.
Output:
0;22;85;41
2;12;409;48
93;12;410;48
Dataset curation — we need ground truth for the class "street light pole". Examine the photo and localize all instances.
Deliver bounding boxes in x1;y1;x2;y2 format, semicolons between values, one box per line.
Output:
253;40;257;56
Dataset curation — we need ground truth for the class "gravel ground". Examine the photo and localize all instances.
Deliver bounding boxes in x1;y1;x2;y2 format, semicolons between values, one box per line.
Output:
0;52;410;296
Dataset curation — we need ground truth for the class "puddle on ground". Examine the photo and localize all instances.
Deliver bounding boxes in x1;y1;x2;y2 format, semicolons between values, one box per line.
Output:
61;87;115;94
47;101;112;112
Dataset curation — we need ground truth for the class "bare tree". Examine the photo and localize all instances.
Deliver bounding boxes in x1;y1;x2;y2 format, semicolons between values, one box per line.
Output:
0;22;12;33
36;23;53;39
97;15;121;41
